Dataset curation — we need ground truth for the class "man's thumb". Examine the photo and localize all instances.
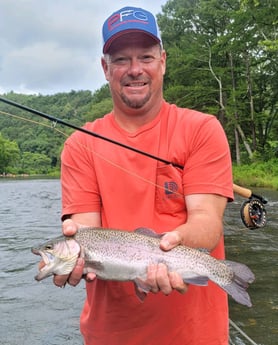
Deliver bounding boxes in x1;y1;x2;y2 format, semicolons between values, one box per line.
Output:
160;231;182;251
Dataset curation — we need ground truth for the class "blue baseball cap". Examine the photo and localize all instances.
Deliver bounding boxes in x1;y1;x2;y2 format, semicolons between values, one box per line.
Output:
102;6;162;53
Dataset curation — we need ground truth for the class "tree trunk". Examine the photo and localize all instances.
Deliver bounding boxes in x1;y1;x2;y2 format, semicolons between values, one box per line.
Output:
245;53;257;150
229;52;241;164
236;124;253;159
208;46;225;124
234;127;241;165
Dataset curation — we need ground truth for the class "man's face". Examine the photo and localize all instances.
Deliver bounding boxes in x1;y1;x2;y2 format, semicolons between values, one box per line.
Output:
102;32;166;113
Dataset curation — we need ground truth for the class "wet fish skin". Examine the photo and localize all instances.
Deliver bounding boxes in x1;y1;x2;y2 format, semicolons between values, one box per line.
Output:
32;227;255;307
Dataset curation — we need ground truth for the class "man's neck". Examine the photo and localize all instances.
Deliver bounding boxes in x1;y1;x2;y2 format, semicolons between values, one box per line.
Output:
113;100;163;133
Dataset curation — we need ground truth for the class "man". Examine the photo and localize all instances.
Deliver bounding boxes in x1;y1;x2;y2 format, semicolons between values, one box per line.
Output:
54;6;234;345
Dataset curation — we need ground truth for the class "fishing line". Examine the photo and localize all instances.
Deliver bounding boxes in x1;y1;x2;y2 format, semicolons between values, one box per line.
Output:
0;97;183;169
229;319;259;345
0;109;68;137
0;107;184;198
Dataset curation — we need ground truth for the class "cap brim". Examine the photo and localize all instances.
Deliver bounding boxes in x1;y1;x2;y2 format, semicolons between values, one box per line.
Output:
103;30;161;54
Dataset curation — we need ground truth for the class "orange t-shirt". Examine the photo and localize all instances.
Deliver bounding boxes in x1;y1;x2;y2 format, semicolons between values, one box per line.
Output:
61;101;234;345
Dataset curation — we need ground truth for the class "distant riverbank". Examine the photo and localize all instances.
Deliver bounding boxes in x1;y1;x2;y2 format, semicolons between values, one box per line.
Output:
233;159;278;190
1;160;278;191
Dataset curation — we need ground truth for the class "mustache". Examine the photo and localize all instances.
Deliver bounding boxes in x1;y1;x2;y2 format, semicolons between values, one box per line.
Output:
121;76;150;86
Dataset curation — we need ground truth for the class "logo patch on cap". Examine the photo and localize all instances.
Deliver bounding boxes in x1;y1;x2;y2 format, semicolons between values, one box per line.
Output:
108;9;149;31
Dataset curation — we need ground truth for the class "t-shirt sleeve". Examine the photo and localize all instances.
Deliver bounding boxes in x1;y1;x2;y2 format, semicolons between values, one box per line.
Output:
61;132;101;220
182;116;234;201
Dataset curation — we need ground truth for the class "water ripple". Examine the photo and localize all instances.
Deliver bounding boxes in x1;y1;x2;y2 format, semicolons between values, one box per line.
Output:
0;180;277;345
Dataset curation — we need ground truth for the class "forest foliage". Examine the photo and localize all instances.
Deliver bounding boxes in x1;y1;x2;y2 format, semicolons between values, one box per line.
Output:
0;0;277;176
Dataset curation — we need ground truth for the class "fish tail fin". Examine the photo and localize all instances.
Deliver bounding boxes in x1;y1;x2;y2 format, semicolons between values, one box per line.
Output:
221;260;255;307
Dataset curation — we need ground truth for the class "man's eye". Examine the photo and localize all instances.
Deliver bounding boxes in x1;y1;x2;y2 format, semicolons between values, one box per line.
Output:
110;55;156;66
140;56;155;63
112;57;129;65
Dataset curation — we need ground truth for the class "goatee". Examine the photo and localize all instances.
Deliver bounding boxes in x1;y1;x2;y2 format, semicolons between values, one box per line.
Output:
120;92;151;109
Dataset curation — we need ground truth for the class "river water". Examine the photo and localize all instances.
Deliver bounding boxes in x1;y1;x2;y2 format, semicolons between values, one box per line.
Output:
0;179;277;345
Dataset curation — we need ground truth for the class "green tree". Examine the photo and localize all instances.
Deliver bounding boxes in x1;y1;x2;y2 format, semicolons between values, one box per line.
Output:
0;133;20;173
20;152;52;174
158;0;278;163
0;87;113;174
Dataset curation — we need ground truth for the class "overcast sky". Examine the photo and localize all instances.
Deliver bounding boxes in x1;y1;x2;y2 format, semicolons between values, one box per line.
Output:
0;0;168;96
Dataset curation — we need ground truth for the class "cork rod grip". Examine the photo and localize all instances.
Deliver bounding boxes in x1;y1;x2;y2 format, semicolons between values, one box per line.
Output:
233;183;252;198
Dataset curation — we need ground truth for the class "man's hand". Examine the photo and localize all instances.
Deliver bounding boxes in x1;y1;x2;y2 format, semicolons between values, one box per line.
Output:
145;263;188;295
53;219;96;287
143;231;188;295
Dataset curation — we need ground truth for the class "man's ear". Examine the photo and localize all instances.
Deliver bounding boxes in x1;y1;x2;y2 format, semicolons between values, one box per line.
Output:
101;56;110;81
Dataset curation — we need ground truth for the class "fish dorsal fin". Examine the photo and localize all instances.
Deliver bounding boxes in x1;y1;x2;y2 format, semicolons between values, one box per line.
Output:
134;227;163;239
197;248;210;254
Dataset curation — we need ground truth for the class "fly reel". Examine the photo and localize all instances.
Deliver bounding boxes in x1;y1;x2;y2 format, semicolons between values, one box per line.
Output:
240;198;267;229
233;184;268;229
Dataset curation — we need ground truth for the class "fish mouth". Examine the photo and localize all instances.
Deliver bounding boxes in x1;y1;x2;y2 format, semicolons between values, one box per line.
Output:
31;248;53;272
31;247;40;256
32;249;56;281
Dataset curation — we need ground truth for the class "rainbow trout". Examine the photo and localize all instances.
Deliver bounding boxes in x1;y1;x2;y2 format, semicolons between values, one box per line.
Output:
32;227;255;307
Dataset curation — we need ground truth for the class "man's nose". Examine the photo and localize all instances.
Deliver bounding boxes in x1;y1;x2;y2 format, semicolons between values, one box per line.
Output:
127;57;143;75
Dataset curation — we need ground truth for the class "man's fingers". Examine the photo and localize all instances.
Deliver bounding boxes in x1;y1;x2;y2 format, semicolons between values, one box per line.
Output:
85;272;97;282
62;218;78;236
146;264;160;293
67;258;85;286
146;263;173;295
54;274;69;288
53;258;85;287
156;263;172;295
169;271;188;294
158;231;188;294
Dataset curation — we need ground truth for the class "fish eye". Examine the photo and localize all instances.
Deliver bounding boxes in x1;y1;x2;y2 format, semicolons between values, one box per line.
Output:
44;244;53;250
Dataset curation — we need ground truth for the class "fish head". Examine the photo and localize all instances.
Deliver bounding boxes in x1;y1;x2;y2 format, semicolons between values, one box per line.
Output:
31;236;80;281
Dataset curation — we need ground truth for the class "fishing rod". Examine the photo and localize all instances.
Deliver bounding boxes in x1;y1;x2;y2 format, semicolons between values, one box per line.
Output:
0;96;268;229
0;96;182;169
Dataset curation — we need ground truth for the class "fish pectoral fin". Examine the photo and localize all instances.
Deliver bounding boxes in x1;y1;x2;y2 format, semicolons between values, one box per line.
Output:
133;278;152;302
183;276;209;286
134;286;147;302
134;277;152;292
